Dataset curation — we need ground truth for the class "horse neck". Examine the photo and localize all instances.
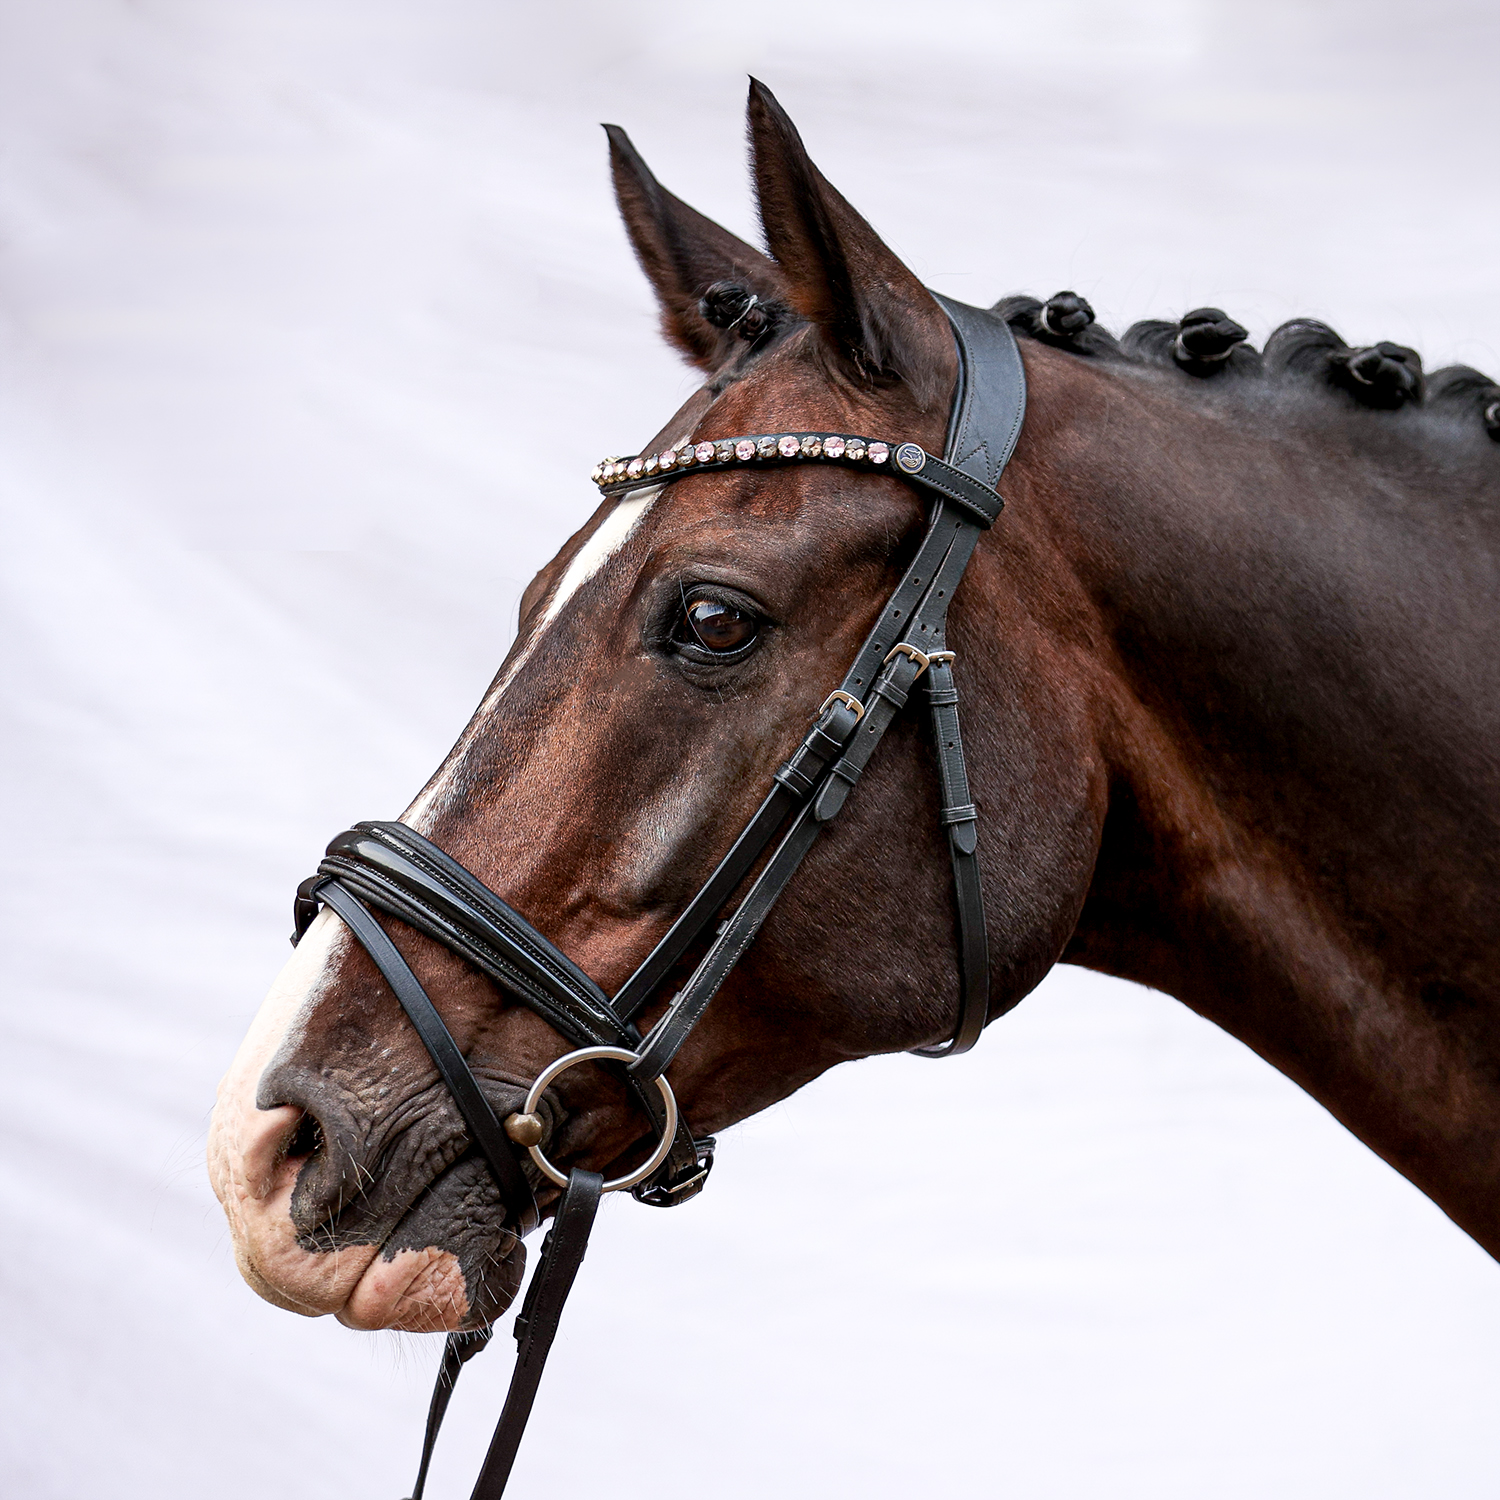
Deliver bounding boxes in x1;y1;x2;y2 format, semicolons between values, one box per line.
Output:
1012;343;1500;1256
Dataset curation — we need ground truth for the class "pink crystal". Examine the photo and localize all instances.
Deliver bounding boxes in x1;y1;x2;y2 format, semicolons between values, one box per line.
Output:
777;435;800;458
868;442;889;464
822;436;846;459
735;439;755;461
695;441;715;463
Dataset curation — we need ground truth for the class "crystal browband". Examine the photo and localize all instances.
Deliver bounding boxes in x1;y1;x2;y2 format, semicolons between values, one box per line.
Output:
592;432;1007;529
594;432;895;488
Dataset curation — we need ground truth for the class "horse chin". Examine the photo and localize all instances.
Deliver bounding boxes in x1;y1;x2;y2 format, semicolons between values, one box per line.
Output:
335;1153;528;1331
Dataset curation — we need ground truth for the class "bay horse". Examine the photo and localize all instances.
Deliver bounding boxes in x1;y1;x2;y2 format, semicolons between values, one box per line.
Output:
208;79;1500;1488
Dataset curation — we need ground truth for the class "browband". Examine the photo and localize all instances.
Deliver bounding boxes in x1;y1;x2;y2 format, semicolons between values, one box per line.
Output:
589;295;1026;533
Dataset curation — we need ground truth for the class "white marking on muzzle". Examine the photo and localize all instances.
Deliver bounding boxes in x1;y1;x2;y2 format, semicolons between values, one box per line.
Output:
405;485;660;830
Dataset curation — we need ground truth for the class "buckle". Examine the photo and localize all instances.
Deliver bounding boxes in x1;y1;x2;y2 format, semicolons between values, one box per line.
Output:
819;690;865;722
927;650;956;666
883;642;933;677
631;1138;716;1208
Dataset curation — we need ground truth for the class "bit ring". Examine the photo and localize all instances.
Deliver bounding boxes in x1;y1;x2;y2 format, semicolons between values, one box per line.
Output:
517;1045;678;1193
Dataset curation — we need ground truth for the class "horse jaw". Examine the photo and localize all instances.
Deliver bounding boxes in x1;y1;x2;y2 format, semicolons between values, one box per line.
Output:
206;910;473;1330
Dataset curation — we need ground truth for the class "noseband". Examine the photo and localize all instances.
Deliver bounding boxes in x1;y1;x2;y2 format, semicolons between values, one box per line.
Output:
290;294;1026;1498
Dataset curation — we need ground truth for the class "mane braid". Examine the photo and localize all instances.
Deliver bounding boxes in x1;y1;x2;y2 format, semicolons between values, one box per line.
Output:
995;294;1500;442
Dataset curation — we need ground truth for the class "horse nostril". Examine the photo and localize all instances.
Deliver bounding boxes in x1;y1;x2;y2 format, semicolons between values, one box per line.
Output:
285;1109;325;1162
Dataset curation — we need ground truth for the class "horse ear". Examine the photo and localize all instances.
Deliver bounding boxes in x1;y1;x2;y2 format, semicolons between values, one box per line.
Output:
604;123;788;373
747;80;952;411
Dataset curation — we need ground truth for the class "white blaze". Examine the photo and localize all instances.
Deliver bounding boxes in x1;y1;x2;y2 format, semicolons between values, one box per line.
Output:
404;485;660;830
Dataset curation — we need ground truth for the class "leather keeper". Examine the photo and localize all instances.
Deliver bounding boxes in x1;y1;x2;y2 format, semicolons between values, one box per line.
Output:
811;759;862;822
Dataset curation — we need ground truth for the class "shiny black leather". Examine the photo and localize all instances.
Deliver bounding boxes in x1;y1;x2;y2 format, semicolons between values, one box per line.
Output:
317;880;541;1235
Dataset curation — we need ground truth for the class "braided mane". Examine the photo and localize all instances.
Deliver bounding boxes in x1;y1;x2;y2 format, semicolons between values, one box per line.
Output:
993;293;1500;442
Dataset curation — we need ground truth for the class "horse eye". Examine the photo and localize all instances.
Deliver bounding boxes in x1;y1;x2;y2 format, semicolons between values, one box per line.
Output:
678;597;758;654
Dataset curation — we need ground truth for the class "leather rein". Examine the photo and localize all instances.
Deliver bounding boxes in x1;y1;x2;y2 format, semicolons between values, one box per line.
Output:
289;293;1026;1498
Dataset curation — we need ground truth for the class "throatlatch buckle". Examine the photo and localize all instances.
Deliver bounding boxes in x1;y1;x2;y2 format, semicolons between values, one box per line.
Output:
884;642;933;678
819;690;865;722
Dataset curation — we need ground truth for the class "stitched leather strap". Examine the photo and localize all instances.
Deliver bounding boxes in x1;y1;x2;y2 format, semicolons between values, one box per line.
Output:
401;1170;603;1500
318;879;540;1235
628;799;825;1081
310;823;631;1048
302;825;710;1202
911;656;990;1056
627;507;989;1079
611;696;862;1022
406;1327;493;1500
470;1169;603;1498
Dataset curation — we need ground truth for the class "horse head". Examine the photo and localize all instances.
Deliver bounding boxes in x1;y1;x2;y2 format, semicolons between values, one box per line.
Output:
207;82;1104;1332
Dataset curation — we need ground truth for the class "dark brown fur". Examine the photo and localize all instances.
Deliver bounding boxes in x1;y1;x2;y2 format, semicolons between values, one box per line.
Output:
257;83;1500;1323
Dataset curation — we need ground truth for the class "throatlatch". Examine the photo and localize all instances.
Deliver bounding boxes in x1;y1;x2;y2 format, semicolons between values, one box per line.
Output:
290;293;1026;1498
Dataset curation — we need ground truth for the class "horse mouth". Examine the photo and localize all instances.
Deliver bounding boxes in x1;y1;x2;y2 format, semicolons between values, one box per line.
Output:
322;1147;529;1331
211;1088;533;1334
285;1112;534;1331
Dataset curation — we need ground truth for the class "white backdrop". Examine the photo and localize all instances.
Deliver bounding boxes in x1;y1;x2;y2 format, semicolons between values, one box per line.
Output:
2;2;1498;1496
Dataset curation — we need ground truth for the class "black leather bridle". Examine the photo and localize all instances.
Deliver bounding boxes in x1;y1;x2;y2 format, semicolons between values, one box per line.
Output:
289;294;1026;1498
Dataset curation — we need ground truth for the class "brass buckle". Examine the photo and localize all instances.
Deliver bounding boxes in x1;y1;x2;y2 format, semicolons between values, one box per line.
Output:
819;690;865;722
884;642;932;678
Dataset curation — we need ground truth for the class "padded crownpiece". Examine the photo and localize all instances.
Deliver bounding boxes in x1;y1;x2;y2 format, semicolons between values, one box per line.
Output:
1330;340;1425;410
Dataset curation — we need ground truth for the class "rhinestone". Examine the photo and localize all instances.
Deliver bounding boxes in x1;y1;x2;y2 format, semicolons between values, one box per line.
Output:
643;454;659;475
715;441;735;463
627;457;645;479
800;435;822;457
591;464;605;483
659;449;677;470
845;440;867;461
735;439;756;461
757;437;778;459
695;441;715;463
823;436;846;459
777;435;800;458
676;446;694;467
868;442;890;464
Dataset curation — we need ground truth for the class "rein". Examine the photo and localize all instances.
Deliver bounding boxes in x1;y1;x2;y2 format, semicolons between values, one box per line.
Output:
289;293;1026;1497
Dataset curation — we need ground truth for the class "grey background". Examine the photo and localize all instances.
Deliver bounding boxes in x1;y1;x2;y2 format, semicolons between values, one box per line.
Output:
2;2;1497;1496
